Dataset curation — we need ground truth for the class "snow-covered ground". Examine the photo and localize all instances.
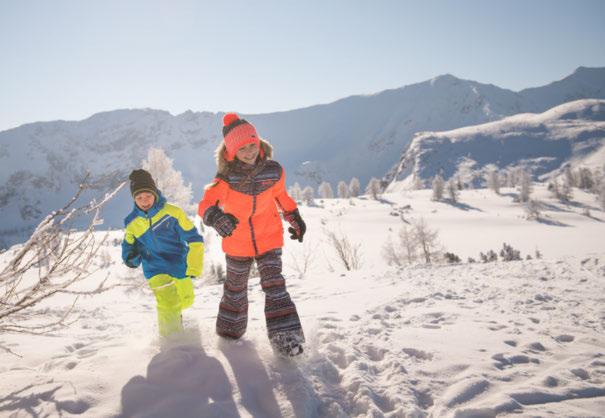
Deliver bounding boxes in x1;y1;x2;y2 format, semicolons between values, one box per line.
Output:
1;186;605;417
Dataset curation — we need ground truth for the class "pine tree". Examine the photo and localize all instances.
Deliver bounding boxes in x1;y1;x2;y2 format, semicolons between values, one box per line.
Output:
142;147;194;212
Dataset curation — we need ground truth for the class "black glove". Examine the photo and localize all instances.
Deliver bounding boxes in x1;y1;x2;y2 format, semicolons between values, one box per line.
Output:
283;209;306;242
204;202;239;238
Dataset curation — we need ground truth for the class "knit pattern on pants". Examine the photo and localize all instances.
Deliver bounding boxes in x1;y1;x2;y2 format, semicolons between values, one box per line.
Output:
216;249;304;341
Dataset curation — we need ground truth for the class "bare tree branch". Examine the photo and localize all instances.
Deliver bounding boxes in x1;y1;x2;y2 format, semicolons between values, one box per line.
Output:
0;177;127;340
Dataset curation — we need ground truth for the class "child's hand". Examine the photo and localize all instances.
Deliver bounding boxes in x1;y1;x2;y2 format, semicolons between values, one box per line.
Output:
284;209;306;242
213;213;239;237
205;201;239;237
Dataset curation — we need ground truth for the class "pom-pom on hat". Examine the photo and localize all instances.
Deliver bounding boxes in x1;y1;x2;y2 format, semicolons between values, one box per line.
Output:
222;113;261;161
129;169;159;200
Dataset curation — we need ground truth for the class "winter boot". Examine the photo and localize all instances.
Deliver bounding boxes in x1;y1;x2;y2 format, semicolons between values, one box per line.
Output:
270;331;304;357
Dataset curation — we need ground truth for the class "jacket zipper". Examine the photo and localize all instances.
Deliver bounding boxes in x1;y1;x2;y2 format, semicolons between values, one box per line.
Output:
249;183;259;256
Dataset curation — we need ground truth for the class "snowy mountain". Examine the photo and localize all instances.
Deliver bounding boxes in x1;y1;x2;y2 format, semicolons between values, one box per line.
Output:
2;67;605;248
386;99;605;190
2;187;604;417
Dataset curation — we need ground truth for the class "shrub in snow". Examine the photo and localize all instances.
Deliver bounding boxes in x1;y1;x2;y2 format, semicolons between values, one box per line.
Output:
381;224;417;266
365;178;382;200
325;229;362;271
207;262;225;284
535;249;542;259
0;177;125;347
499;243;521;261
348;177;361;198
337;181;349;199
318;182;334;199
432;175;445;201
444;252;461;264
467;257;476;263
286;242;315;277
524;199;542;221
480;250;498;263
142;147;194;212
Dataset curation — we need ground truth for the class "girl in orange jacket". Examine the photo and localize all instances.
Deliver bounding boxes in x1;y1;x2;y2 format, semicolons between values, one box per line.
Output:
198;113;306;356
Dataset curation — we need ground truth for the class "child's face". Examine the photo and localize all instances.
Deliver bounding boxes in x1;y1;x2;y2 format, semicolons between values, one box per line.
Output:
236;143;259;165
134;192;155;211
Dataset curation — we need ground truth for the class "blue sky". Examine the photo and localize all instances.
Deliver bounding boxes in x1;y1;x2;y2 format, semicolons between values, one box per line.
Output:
1;0;604;131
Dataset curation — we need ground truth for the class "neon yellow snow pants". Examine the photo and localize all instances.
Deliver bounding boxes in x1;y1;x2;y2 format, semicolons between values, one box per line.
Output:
148;274;195;337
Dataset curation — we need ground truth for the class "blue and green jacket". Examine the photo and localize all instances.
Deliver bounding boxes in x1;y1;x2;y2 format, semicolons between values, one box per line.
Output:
121;193;204;280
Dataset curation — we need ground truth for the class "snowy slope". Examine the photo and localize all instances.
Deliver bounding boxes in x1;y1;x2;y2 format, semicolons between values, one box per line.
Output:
2;67;605;249
387;99;605;189
1;186;604;417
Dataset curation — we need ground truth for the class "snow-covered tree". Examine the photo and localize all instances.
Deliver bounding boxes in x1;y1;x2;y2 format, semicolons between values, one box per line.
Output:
288;182;303;202
525;199;542;221
432;175;445;201
337;181;349;199
142;147;194;212
486;168;500;194
318;181;334;199
365;178;382;200
413;218;440;264
599;182;605;211
413;176;425;190
446;179;459;203
302;186;315;206
577;168;594;190
518;169;532;203
348;177;361;197
550;179;572;203
563;165;577;188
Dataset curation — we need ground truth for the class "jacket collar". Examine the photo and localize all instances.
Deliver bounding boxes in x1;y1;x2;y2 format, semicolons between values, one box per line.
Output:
132;192;166;219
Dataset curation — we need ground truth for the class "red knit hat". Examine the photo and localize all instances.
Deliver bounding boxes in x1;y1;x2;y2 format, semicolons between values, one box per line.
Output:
222;113;261;161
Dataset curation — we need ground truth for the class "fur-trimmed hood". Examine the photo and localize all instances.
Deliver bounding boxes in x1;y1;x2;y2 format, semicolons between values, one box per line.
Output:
215;138;273;177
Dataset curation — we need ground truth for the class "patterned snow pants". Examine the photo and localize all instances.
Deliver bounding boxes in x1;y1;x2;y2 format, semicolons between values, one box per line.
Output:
148;274;195;337
216;249;305;343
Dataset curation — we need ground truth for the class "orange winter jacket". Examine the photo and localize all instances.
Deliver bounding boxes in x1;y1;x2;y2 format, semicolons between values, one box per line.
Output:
198;140;298;257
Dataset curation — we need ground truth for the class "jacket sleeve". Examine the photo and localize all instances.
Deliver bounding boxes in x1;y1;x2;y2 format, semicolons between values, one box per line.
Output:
198;179;229;225
121;228;142;268
174;207;204;278
273;167;298;214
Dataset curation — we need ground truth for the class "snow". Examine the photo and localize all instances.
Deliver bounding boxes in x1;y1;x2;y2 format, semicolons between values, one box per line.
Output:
1;186;605;417
387;99;605;188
